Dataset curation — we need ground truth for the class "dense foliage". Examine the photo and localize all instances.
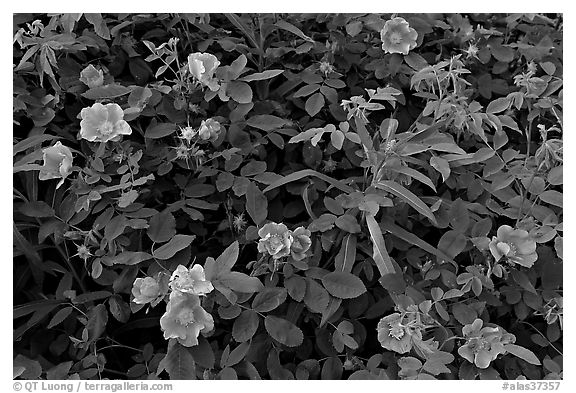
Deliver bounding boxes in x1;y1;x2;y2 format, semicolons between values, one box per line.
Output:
13;13;563;380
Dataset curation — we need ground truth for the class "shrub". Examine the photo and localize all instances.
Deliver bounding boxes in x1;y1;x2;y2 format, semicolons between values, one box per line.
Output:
13;13;562;380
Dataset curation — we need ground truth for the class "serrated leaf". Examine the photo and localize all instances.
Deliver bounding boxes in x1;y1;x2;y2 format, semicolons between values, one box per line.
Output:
252;287;287;312
232;310;259;342
264;316;304;347
224;341;251;368
321;272;366;299
285;276;307;301
304;278;330;313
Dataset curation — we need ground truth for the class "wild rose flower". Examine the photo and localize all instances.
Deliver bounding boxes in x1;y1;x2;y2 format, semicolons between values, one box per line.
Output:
79;103;132;143
188;52;220;91
197;118;221;142
38;141;73;188
380;17;418;55
79;64;104;88
488;225;538;268
132;276;167;307
376;313;414;354
458;318;515;369
257;222;293;260
290;226;312;260
160;291;214;347
170;264;213;296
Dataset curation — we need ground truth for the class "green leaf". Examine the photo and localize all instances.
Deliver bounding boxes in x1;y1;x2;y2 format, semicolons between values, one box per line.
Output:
321;272;366;299
232;310;260;342
366;213;397;276
246;115;290;131
430;156;451;182
215;240;240;273
147;211;176;243
379;219;455;264
264;316;304;347
374;180;437;224
304;278;330;313
157;341;196;380
486;96;512;114
85;304;108;343
13;134;57;156
153;235;196;260
19;201;55;218
334;234;357;273
224;342;251;368
335;214;361;233
228;81;253;104
539;190;563;208
228;54;248;80
451;303;477;325
262;169;355;194
388;165;436;191
246;181;268;226
13;355;42;380
294;84;321;98
217;272;264;294
305;92;324;117
104;214;127;241
145;122;177;139
84;13;111;39
252;287;287;312
239;69;284;82
110;251;152;265
504;344;541;365
81;84;131;100
47;307;73;329
275;19;314;42
437;230;467;259
285;276;307;302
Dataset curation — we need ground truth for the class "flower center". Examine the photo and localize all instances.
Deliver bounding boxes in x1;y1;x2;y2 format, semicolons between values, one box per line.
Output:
141;282;160;297
388;323;405;339
176;308;195;326
389;32;403;44
99;121;115;135
269;236;285;252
